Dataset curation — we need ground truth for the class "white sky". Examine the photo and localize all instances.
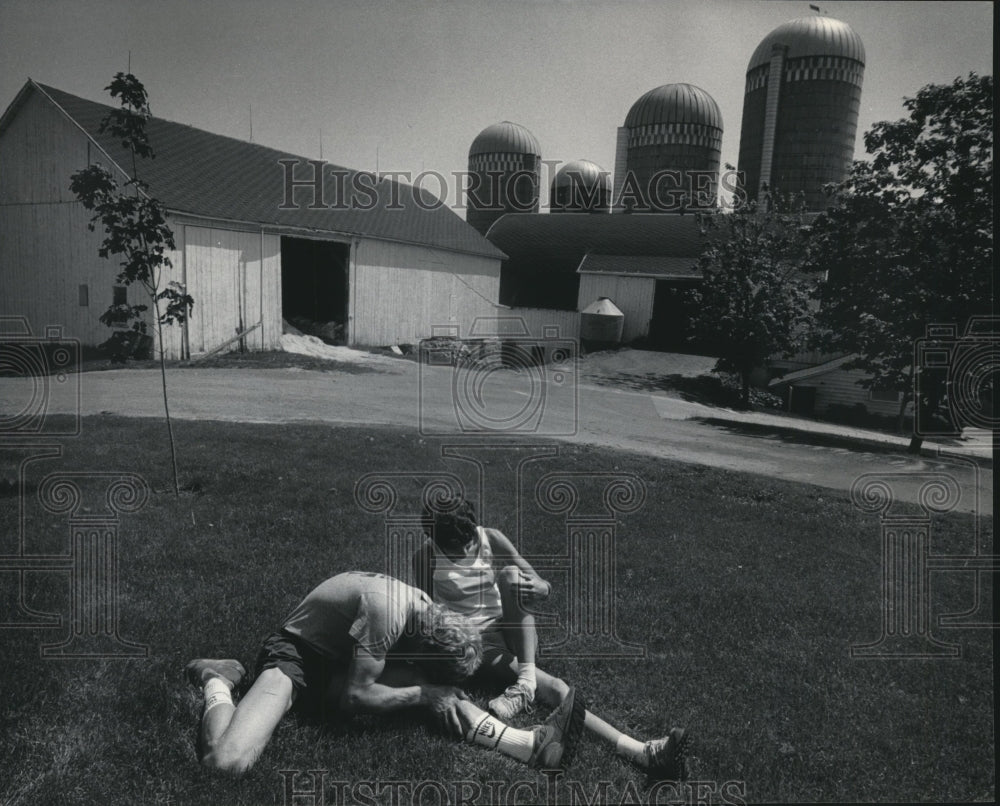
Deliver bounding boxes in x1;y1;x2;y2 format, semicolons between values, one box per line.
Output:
0;0;993;209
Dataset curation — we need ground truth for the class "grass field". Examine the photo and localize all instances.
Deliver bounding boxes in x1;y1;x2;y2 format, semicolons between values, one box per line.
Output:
1;415;994;805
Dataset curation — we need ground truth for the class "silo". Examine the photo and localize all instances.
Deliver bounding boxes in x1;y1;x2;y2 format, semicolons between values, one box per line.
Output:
467;121;541;235
613;83;723;213
737;14;865;211
550;159;611;213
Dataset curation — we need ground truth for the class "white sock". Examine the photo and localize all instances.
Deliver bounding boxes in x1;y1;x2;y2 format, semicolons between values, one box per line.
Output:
516;662;537;695
466;713;535;762
203;677;234;715
616;734;647;764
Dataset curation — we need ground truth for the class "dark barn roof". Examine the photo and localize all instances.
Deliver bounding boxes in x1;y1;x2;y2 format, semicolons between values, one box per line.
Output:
576;254;701;279
4;80;503;259
485;212;706;276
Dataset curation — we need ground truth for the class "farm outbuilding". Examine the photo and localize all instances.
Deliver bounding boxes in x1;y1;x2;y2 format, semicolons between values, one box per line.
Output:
485;212;706;348
0;80;505;359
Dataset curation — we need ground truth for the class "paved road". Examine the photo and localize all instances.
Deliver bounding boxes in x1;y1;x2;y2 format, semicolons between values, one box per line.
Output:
1;359;991;513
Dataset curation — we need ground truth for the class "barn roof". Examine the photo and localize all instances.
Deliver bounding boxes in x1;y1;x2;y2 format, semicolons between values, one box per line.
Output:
576;254;701;279
3;80;504;260
485;212;706;275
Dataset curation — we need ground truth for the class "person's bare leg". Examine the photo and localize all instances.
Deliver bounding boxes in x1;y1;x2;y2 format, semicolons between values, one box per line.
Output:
187;659;294;776
533;667;688;779
495;566;538;672
491;566;539;717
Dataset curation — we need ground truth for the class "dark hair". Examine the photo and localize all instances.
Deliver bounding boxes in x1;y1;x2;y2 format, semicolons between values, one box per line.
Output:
421;499;477;549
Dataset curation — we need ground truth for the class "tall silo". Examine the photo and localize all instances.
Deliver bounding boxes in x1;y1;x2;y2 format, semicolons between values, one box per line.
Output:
550;159;611;213
467;121;541;235
612;83;723;213
737;14;865;211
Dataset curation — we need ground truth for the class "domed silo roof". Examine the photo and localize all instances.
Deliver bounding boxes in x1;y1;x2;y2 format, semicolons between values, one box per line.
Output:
747;15;865;71
624;83;722;131
469;121;540;157
552;160;610;190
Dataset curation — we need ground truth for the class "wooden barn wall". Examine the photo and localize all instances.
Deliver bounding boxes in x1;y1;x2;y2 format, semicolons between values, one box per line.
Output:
0;89;186;356
182;225;281;357
577;274;656;342
350;239;500;346
504;307;581;342
0;89;137;348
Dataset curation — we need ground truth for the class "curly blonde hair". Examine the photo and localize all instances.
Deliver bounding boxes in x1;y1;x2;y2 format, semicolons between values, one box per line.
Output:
411;603;482;683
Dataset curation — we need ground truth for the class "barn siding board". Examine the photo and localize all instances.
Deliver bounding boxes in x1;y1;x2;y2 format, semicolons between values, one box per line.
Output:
182;225;282;356
577;274;655;342
350;239;500;345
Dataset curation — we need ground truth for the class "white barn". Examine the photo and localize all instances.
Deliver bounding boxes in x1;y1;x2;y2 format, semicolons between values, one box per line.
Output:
0;80;505;358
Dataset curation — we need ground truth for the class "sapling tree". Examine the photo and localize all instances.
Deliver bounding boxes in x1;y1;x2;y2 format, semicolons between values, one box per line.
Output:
70;73;193;495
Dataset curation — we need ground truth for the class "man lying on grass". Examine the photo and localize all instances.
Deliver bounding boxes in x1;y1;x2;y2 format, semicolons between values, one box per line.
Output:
186;570;585;776
413;502;689;781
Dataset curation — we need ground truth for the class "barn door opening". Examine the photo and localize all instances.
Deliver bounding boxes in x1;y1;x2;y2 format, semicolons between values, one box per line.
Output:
648;280;716;355
280;237;350;344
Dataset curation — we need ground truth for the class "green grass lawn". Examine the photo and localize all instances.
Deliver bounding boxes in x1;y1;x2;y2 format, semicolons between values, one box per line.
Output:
1;415;993;805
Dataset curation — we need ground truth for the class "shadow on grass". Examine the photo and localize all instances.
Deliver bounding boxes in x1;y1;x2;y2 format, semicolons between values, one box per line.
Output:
587;372;747;405
693;417;911;456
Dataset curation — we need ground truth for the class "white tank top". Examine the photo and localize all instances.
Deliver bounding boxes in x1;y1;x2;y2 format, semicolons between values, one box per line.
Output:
428;527;503;629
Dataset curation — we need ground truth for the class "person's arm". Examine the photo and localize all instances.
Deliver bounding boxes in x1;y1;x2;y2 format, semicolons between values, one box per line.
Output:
412;542;433;598
341;648;467;735
486;528;551;600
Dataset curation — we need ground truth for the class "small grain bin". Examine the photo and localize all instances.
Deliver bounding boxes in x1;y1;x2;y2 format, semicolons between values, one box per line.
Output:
580;297;625;347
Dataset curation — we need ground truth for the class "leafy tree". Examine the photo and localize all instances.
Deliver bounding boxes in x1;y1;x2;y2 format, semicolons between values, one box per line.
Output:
70;73;193;494
806;72;993;450
687;194;814;409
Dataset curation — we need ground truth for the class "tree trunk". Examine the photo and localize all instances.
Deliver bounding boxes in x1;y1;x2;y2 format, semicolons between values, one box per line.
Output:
740;370;751;410
153;298;181;497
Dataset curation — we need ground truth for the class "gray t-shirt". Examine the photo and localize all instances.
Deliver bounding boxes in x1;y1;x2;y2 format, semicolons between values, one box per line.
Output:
282;571;431;662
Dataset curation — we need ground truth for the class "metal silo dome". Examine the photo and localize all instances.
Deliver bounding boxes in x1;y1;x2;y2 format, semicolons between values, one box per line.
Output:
467;121;541;234
747;15;865;71
624;83;723;131
618;84;723;212
738;14;866;211
551;159;611;213
469;121;541;157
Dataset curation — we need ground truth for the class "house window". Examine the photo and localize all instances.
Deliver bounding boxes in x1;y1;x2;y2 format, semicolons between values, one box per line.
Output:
78;284;89;307
113;286;127;306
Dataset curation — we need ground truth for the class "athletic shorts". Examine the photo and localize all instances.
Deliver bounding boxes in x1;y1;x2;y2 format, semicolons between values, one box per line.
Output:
253;630;341;713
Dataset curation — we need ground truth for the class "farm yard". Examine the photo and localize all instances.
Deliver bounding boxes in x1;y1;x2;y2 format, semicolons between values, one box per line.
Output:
0;413;993;805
